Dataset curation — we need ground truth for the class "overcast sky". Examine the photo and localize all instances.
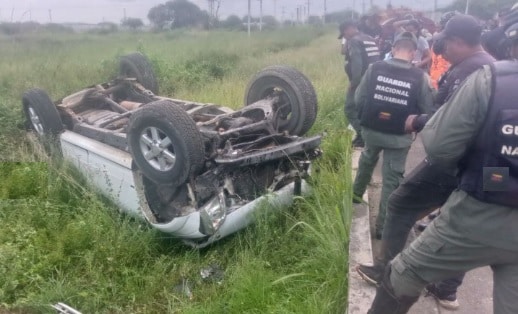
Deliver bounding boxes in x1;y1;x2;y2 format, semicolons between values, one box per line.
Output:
0;0;454;24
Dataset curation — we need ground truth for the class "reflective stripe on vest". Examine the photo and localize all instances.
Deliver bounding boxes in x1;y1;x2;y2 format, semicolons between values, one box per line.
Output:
345;33;380;78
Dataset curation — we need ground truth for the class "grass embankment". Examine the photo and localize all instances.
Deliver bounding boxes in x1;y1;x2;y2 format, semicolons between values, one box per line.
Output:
0;27;354;313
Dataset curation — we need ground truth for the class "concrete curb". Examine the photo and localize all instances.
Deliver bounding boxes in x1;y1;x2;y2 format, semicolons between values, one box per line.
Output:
346;148;376;314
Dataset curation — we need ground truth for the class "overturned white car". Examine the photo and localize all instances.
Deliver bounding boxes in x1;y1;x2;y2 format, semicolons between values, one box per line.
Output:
23;53;321;247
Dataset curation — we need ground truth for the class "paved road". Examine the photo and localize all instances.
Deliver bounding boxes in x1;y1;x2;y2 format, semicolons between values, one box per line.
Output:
366;135;494;314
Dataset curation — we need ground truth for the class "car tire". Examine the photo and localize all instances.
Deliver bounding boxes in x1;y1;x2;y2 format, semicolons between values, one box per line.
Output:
127;100;205;186
22;88;63;137
120;52;159;94
244;65;317;136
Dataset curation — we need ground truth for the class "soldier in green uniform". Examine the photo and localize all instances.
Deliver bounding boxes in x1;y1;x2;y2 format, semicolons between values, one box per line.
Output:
367;21;518;314
339;20;381;147
352;32;434;239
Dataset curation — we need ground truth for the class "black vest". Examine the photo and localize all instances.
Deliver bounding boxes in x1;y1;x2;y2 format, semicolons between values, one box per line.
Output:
345;33;380;78
360;61;423;134
459;61;518;207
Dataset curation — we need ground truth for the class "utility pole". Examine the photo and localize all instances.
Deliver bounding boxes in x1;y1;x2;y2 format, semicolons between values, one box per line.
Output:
49;9;52;23
259;0;263;31
362;0;365;15
11;7;14;22
307;0;310;19
247;0;251;37
273;0;277;20
323;0;327;24
208;0;214;20
433;0;437;21
123;8;126;21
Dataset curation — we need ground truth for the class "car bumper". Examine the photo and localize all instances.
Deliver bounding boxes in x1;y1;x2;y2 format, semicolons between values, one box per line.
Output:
151;179;310;248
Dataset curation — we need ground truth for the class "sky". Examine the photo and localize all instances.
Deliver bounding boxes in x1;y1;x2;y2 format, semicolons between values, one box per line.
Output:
0;0;455;24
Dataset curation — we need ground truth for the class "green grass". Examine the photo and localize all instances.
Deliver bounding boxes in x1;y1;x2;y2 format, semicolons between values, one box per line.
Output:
0;27;354;313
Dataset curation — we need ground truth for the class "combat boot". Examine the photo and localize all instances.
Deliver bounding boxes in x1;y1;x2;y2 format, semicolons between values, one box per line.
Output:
367;266;419;314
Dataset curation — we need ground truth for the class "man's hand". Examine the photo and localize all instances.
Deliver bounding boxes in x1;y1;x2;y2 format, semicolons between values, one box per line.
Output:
405;115;418;133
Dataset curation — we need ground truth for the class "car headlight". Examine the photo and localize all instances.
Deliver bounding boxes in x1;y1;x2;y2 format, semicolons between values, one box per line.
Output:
199;191;227;235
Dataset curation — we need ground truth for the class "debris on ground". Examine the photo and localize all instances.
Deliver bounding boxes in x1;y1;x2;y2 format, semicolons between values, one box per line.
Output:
200;263;225;284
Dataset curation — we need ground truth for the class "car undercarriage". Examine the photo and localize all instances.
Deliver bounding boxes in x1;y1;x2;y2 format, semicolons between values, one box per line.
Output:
23;52;321;246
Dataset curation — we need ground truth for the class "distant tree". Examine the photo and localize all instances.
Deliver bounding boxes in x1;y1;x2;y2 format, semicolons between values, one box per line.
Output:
325;10;359;24
307;15;322;25
283;20;295;27
148;0;208;30
0;22;40;35
241;16;259;23
221;15;243;30
148;3;172;29
44;23;74;33
95;22;118;34
207;0;222;28
442;0;515;19
262;15;278;29
122;17;144;30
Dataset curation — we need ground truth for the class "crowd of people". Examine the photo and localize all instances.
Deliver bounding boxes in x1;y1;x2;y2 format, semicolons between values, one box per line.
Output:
339;4;518;314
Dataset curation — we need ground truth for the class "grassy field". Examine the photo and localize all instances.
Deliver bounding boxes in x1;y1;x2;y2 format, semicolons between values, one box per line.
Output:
0;27;354;313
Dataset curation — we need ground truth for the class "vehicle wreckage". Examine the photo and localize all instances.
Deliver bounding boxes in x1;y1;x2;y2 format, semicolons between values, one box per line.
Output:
23;53;321;247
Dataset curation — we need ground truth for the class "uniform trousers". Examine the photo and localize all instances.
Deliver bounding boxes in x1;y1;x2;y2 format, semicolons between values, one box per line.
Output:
382;159;464;295
389;190;518;314
344;86;361;136
352;140;409;232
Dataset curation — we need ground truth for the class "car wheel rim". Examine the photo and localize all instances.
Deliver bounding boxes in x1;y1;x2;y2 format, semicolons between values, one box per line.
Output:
139;126;176;171
28;106;44;135
260;86;293;130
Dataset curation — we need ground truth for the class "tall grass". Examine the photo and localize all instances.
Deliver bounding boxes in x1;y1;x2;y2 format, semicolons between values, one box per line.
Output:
0;27;354;313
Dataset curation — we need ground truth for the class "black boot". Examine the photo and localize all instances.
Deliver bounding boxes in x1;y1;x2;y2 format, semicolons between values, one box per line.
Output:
356;237;393;286
352;134;365;148
367;266;419;314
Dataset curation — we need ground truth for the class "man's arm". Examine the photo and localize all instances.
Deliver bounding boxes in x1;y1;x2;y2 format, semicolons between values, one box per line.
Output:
417;73;435;115
348;40;365;89
421;66;492;168
404;73;435;132
392;20;409;33
417;48;432;69
354;64;372;113
341;38;347;55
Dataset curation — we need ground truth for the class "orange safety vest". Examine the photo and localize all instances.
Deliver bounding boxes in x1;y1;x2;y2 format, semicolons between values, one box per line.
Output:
429;51;450;89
